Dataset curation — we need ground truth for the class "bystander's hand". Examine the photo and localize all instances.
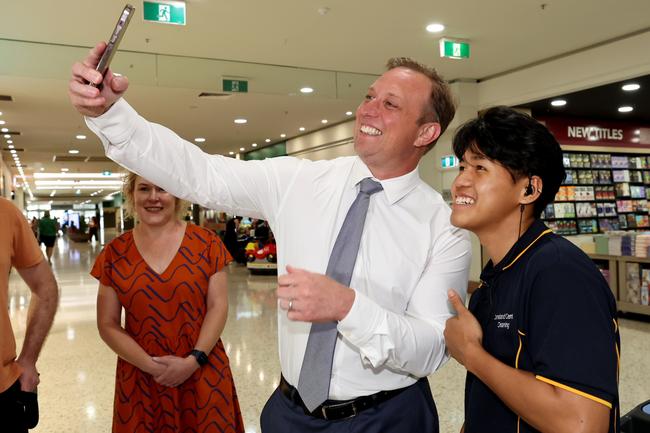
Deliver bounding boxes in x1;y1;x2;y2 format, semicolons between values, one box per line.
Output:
277;265;355;322
16;357;40;392
151;355;199;388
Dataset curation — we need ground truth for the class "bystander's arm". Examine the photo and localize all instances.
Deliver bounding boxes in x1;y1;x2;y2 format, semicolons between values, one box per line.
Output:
96;283;163;376
16;259;59;391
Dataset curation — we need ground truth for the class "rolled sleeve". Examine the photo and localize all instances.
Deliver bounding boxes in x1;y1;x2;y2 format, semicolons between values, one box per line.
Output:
339;226;471;376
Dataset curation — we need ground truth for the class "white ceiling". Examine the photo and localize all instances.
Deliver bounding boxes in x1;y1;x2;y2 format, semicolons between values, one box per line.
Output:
1;0;650;202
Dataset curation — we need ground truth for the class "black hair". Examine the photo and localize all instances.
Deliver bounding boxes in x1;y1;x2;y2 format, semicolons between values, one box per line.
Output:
452;106;566;216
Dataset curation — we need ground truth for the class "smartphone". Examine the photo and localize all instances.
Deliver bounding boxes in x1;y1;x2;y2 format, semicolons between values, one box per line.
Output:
91;4;135;87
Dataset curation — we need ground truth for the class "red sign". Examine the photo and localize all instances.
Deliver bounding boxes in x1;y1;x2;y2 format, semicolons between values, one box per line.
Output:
539;117;650;148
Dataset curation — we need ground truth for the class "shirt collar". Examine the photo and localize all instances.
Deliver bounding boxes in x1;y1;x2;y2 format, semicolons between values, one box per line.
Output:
480;219;553;282
350;158;421;205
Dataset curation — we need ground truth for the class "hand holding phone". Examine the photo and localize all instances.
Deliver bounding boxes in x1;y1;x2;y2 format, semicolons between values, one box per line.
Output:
91;4;135;88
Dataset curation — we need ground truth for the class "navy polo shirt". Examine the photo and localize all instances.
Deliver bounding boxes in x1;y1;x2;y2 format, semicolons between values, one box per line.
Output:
464;220;620;433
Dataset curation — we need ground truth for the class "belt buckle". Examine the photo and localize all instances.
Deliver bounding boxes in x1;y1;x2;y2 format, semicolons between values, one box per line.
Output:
320;400;358;420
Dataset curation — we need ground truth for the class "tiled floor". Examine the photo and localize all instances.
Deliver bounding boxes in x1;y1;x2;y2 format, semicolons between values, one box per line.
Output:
8;233;650;432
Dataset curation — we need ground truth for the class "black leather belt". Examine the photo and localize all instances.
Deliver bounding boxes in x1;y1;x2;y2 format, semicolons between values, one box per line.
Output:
279;375;413;420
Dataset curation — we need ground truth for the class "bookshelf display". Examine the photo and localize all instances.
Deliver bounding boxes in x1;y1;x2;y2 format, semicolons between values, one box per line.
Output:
587;254;650;316
542;151;650;235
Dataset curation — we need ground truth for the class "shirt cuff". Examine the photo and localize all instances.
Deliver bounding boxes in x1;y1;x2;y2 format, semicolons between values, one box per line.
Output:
337;290;383;346
84;98;138;149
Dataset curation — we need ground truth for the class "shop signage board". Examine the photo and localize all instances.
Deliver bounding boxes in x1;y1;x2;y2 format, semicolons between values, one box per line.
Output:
439;38;470;59
223;79;248;93
541;117;650;148
143;1;186;26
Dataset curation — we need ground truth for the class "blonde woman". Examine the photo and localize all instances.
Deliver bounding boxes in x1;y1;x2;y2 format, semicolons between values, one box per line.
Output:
91;172;244;432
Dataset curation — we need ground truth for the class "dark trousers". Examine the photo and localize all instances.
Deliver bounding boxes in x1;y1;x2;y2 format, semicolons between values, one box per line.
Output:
260;378;439;433
0;380;37;433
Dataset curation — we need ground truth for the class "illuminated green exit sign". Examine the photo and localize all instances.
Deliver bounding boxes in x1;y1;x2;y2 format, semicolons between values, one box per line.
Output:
223;79;248;93
441;155;459;169
143;1;186;26
439;38;470;59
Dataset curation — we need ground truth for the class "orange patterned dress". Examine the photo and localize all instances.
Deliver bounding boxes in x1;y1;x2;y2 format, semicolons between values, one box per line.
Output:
91;223;244;433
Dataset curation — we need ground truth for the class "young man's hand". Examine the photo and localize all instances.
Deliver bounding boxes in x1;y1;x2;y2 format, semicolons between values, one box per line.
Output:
444;290;484;369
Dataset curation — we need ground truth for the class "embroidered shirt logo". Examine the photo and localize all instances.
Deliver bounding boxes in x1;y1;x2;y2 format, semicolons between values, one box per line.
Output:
494;313;514;330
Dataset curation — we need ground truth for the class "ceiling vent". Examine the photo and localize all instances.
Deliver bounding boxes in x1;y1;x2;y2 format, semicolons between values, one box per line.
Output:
53;155;113;163
0;95;13;102
86;155;112;162
2;147;24;152
53;155;86;162
198;92;233;100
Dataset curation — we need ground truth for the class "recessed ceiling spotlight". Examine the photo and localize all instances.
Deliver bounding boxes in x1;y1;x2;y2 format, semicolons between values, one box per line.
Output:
6;140;12;144
299;127;306;132
10;149;16;154
252;143;258;147
69;149;80;154
76;134;86;140
8;144;14;149
194;137;206;143
635;130;641;135
622;83;640;92
321;119;328;124
3;134;9;138
346;111;353;116
551;99;567;107
61;168;69;172
265;138;271;143
0;112;3;116
229;151;235;155
1;128;8;133
0;120;5;125
234;118;247;124
426;23;445;33
280;134;286;138
240;147;245;151
41;168;45;171
300;87;314;94
618;106;634;113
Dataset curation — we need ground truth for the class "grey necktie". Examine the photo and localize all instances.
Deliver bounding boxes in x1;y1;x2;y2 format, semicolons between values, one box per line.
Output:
297;177;384;412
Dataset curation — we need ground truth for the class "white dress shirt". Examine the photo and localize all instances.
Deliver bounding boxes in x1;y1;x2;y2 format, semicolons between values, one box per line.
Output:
86;98;471;399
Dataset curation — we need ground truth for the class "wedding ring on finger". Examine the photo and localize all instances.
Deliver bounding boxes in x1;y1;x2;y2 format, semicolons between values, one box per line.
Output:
288;298;294;312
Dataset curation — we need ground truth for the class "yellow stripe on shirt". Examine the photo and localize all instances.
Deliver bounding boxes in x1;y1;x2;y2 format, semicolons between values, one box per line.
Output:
535;375;612;409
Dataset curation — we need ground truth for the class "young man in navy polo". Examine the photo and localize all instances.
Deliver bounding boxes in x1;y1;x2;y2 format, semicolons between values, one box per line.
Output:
444;106;620;433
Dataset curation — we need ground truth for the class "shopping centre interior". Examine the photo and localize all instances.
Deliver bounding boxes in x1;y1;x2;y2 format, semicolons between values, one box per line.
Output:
2;1;650;432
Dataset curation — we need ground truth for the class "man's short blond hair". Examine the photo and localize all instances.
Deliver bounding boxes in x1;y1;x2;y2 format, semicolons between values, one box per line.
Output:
386;57;456;150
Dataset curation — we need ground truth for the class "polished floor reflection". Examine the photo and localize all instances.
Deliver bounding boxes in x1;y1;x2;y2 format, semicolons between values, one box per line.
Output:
8;233;650;432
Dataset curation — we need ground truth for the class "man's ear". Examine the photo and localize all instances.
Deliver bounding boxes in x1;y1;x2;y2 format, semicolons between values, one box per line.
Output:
414;122;442;149
519;175;544;205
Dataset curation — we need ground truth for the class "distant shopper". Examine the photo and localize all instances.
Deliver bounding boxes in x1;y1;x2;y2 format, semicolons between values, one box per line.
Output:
223;216;243;263
444;106;620;433
0;198;59;432
37;211;57;265
91;172;244;432
30;217;38;238
88;216;99;242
